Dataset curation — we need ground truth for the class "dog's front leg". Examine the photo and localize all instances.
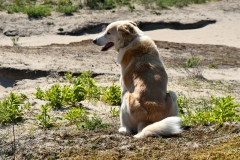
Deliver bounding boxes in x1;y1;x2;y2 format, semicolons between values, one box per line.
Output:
118;92;132;133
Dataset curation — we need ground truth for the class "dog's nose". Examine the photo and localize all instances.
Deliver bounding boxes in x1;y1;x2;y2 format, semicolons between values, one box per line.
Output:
93;39;97;44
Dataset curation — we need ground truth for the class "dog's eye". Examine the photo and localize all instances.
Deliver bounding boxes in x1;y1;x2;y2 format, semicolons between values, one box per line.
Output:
107;32;111;35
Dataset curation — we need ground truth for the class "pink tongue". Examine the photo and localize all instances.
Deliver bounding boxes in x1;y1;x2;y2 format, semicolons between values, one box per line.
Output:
101;42;114;51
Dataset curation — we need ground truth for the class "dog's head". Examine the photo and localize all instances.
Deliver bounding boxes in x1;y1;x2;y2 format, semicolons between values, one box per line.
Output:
93;20;143;51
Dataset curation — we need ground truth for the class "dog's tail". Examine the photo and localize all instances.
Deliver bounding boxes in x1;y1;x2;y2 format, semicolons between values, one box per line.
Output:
133;116;182;138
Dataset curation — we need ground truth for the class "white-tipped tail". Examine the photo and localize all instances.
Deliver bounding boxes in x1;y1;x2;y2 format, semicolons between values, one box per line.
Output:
134;117;182;138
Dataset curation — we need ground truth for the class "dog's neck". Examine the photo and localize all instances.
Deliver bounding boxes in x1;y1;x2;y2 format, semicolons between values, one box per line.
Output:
117;35;149;64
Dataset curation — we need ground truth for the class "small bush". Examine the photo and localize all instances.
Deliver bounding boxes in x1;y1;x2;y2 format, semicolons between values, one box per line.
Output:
78;114;109;130
0;1;6;11
36;104;55;128
11;37;19;46
61;85;86;107
7;5;23;14
73;71;101;100
85;0;116;10
180;55;204;79
0;92;30;125
43;0;57;5
34;84;86;109
63;107;89;124
209;63;218;69
155;0;207;8
128;3;135;12
34;87;45;99
44;84;64;109
185;56;202;68
56;3;79;15
24;5;52;18
110;107;120;117
102;84;121;105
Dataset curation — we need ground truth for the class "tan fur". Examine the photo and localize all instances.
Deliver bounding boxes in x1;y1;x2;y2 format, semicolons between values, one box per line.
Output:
93;20;181;138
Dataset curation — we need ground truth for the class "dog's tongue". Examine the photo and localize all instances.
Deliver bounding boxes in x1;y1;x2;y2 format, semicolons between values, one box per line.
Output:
101;42;114;51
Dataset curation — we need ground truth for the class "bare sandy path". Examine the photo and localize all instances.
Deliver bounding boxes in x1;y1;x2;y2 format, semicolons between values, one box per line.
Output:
0;1;240;48
147;6;240;48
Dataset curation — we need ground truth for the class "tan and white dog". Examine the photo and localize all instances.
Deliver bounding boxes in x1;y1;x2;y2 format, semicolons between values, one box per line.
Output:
93;20;182;138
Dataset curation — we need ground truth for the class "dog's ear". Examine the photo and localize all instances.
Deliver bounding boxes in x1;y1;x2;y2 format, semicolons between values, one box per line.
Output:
129;21;137;26
117;23;137;49
118;23;136;37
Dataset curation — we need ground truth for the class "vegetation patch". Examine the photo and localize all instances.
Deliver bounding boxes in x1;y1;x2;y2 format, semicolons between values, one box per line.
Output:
36;104;58;128
24;5;52;18
0;0;217;17
178;94;240;126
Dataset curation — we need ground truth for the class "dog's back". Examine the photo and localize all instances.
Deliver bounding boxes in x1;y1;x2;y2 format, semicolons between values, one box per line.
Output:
120;36;178;134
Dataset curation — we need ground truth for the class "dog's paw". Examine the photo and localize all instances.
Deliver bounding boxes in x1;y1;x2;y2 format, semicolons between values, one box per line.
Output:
118;127;127;133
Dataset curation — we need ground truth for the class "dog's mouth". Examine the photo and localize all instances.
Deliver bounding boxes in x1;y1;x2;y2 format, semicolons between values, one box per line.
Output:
101;42;114;51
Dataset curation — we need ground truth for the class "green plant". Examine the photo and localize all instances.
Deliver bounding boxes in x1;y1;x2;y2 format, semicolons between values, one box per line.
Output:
65;72;73;82
85;0;116;10
36;104;55;128
43;0;57;5
110;107;120;117
35;71;122;108
79;114;109;130
61;85;86;107
185;56;202;68
0;0;7;11
73;71;101;100
155;0;207;8
0;92;30;125
35;83;86;108
63;107;89;124
103;0;116;10
181;55;204;79
209;63;218;69
34;87;45;99
44;84;63;109
7;0;52;17
58;28;64;31
102;84;121;105
128;3;135;12
56;1;79;15
58;0;72;6
11;37;19;46
46;22;54;26
25;5;52;18
178;95;240;126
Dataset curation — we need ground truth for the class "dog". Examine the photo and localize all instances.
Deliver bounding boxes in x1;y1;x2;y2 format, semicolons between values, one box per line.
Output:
93;20;182;138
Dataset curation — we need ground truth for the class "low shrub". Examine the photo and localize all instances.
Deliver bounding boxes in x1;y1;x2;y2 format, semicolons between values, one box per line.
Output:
0;92;30;125
63;107;90;124
25;5;52;18
56;4;79;15
102;84;121;106
36;104;56;128
78;114;109;130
